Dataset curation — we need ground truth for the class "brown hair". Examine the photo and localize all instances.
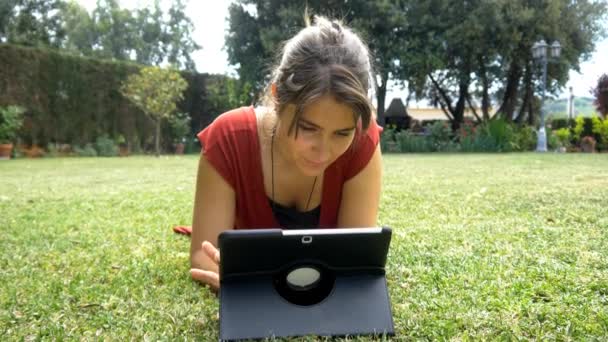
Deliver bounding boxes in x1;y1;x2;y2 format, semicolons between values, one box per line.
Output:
264;15;374;136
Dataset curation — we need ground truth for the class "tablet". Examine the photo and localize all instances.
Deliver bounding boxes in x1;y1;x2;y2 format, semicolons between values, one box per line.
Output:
218;227;394;341
219;227;391;279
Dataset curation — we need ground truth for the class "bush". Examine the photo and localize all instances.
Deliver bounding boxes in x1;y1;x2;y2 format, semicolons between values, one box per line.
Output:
573;116;585;142
552;117;597;139
0;105;25;143
395;131;434;152
73;144;98;157
460;133;497;152
514;125;537;151
94;135;119;157
380;120;539;153
45;143;73;157
168;112;191;144
380;127;399;152
459;119;517;152
458;119;489;152
457;119;529;152
554;128;571;148
184;137;201;154
46;143;60;157
486;119;517;151
591;116;608;150
427;121;453;151
546;128;560;151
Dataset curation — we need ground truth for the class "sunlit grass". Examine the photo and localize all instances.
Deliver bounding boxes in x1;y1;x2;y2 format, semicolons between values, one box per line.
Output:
1;153;607;340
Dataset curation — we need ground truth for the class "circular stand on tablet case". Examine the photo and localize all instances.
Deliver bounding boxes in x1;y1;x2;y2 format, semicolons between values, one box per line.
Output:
273;263;335;306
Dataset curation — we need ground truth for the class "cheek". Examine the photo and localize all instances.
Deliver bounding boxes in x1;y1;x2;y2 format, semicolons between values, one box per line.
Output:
292;135;315;153
333;137;355;157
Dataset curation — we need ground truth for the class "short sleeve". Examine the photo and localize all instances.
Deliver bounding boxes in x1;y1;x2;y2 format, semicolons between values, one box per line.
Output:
196;113;238;189
343;119;383;180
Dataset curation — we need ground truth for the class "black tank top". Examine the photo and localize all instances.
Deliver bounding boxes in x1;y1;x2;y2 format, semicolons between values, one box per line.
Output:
268;199;321;229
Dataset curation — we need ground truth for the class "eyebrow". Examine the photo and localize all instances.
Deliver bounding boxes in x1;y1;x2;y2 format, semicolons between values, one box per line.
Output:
299;118;356;132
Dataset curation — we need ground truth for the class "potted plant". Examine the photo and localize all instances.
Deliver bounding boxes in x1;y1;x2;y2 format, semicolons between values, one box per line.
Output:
580;135;597;153
116;134;129;157
169;112;191;155
554;127;571;153
0;105;25;159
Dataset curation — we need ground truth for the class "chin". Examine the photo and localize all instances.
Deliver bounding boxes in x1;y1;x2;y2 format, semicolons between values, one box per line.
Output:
298;160;328;176
304;168;325;177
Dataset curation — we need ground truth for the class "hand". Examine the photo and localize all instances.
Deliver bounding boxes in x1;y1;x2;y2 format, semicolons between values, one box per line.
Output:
190;241;221;292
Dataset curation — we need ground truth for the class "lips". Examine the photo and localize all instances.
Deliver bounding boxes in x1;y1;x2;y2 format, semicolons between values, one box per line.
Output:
304;158;326;168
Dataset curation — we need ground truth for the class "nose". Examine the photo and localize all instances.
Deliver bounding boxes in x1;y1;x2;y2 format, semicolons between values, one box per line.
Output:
311;136;331;162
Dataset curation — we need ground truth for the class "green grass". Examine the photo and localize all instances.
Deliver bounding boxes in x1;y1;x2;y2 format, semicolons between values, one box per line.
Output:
1;154;607;340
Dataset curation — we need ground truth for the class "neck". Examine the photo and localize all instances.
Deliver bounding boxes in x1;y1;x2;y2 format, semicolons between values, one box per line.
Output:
271;126;318;212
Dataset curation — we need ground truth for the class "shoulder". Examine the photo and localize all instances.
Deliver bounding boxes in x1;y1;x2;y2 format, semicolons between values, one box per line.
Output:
360;118;383;145
195;106;258;189
205;106;256;133
196;106;256;148
350;118;383;156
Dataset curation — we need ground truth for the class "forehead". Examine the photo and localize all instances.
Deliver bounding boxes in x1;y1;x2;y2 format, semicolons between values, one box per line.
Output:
299;94;356;129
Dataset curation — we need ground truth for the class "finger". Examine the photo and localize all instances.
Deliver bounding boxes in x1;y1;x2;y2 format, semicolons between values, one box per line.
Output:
202;241;221;264
190;269;220;291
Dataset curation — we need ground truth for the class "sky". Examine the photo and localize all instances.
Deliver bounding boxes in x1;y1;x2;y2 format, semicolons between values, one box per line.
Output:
77;0;607;103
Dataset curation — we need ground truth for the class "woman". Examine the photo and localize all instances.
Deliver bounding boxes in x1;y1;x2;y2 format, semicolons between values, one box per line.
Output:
190;16;383;291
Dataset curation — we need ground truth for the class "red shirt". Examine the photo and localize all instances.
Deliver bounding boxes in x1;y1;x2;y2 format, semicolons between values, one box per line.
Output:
197;106;382;229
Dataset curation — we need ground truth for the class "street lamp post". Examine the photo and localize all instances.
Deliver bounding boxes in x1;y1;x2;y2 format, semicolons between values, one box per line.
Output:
532;40;561;152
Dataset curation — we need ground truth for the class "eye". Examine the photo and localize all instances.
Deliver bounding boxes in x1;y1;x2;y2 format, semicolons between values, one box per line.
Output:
335;131;353;137
298;124;316;132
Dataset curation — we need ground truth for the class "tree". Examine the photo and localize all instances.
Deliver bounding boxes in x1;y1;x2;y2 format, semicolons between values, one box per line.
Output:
208;77;253;114
491;0;606;124
403;0;486;127
348;0;411;122
402;0;607;128
120;66;188;157
133;0;164;66
0;0;19;42
592;73;608;118
164;0;200;71
225;2;267;95
3;0;66;47
61;0;96;55
92;0;137;61
59;0;200;70
3;0;201;70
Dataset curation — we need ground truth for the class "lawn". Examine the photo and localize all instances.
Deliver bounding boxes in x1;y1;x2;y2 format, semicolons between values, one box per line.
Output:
1;154;607;340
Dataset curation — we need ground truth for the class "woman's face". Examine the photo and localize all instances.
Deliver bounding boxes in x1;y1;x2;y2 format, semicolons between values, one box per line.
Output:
278;94;357;177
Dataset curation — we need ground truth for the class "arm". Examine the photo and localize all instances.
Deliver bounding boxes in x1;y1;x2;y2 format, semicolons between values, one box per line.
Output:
337;144;382;227
189;152;236;289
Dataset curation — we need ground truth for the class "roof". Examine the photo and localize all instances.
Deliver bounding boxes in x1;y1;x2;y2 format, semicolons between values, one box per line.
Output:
381;97;496;121
385;98;408;118
409;108;497;121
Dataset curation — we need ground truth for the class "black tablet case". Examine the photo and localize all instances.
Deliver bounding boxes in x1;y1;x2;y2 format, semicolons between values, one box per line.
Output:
218;227;394;341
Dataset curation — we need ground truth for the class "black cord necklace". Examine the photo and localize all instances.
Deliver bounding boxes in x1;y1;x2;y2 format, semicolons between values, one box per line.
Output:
271;127;317;213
